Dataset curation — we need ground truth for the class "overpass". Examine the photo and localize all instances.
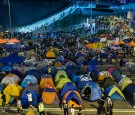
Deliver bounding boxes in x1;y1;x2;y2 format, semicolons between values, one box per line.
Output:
15;3;135;33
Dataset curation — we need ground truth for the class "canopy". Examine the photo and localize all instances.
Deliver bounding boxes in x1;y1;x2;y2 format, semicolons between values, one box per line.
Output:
0;39;8;44
8;38;20;43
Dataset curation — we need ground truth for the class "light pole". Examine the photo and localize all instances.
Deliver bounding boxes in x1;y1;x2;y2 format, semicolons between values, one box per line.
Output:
8;0;12;32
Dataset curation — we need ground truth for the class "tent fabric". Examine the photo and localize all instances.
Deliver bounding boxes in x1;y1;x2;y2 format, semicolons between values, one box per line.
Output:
54;61;62;67
129;41;135;47
10;70;24;78
24;84;41;96
55;70;68;83
60;82;76;98
86;44;93;50
0;39;8;44
118;77;132;91
42;87;59;105
3;84;22;104
30;54;40;61
81;81;102;101
1;74;20;85
104;85;125;100
98;71;112;81
1;65;13;72
107;67;118;74
62;91;83;108
56;78;71;90
40;76;54;89
55;56;64;62
9;38;20;43
87;65;99;77
123;83;135;106
21;75;38;88
21;90;39;107
46;51;56;58
75;51;84;58
112;70;122;78
0;54;25;64
115;75;127;84
0;83;6;92
25;69;41;82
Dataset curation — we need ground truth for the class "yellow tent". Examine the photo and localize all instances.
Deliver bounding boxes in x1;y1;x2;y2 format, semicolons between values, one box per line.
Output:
46;51;56;58
26;108;35;115
98;71;113;81
3;84;22;104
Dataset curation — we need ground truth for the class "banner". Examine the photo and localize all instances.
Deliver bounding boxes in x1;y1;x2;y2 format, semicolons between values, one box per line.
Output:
100;37;106;42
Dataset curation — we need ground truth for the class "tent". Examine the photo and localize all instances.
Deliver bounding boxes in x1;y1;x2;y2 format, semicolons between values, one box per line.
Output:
42;85;59;105
21;86;40;107
76;74;92;90
55;70;68;83
104;85;125;100
3;84;22;104
0;54;25;65
81;81;102;101
62;91;83;108
56;78;71;90
54;61;62;67
75;51;84;58
0;83;6;92
0;39;8;44
8;38;20;43
25;69;41;82
30;53;40;61
107;67;118;74
55;56;64;62
60;82;76;98
117;77;132;91
87;65;99;77
123;83;135;106
40;75;54;89
130;41;135;47
98;71;113;81
10;70;24;79
1;73;20;85
21;75;38;88
86;44;93;50
46;51;56;58
1;65;13;72
111;70;122;78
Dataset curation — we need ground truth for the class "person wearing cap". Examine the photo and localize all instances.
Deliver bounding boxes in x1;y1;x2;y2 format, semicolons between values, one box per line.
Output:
38;101;45;115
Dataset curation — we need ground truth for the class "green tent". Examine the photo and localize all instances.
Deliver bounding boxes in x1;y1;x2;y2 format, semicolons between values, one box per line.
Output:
55;70;68;83
56;78;71;90
118;77;132;91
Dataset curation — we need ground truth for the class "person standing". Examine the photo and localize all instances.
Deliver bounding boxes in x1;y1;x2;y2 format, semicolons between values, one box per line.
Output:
17;99;23;115
62;99;68;115
106;96;113;115
78;108;82;115
38;101;45;115
69;104;75;115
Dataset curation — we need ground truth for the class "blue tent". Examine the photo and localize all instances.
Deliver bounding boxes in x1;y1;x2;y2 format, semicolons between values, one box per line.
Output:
71;73;80;83
25;69;41;82
66;65;77;77
60;82;76;98
105;85;125;100
75;51;84;58
0;83;6;91
1;65;13;72
55;56;64;63
108;51;117;58
87;65;99;77
11;70;24;78
0;54;25;65
81;81;102;101
123;83;135;106
99;52;107;58
90;59;99;65
21;75;38;88
21;90;39;107
76;74;92;90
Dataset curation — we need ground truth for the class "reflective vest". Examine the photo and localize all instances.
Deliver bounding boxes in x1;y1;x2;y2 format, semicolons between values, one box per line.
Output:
38;103;44;112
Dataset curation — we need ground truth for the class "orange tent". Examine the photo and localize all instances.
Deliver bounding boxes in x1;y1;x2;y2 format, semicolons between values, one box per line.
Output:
130;41;135;47
118;39;125;45
86;43;93;50
9;38;20;43
0;39;8;44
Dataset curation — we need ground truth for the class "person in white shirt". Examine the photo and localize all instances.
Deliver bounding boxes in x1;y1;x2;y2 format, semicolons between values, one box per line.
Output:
27;92;33;108
70;104;75;115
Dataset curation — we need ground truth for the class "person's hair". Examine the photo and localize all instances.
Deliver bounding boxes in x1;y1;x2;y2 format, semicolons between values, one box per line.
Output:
79;108;82;111
72;104;74;108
